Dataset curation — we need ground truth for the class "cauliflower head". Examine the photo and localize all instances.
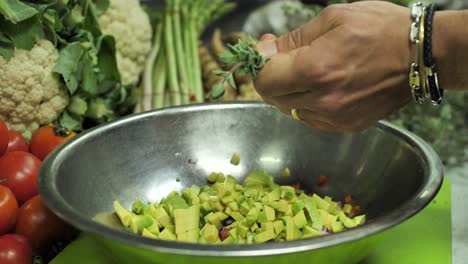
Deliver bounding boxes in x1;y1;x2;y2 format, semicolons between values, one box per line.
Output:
0;40;69;139
98;0;152;86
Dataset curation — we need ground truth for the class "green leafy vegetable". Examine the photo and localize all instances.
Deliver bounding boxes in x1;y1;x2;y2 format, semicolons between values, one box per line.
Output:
208;37;268;100
0;0;38;23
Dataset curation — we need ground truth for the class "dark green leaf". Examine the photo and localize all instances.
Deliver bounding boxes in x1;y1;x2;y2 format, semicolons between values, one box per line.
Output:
92;0;109;16
95;34;120;87
81;56;98;95
3;15;44;50
53;42;84;94
0;31;14;60
0;0;38;23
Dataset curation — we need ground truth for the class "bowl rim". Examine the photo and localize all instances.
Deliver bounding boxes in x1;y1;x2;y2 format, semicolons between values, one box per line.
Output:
38;102;444;257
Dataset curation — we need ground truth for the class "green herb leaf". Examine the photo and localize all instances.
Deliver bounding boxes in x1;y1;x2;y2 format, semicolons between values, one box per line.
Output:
53;42;84;94
0;0;38;23
209;83;226;100
81;55;98;95
226;73;237;90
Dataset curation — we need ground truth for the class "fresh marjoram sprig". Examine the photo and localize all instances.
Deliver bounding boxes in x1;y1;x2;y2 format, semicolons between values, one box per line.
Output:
208;37;268;100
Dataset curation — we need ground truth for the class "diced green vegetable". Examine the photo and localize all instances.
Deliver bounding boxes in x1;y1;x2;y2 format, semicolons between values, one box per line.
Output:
110;169;366;244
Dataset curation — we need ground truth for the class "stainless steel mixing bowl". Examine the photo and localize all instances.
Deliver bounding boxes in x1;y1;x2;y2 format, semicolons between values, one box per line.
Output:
38;102;443;264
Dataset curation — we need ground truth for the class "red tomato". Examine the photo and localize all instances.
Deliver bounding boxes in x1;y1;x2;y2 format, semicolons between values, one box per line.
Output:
0;185;18;235
0;234;32;264
29;125;76;161
0;119;8;156
15;196;77;253
5;130;28;154
0;151;41;204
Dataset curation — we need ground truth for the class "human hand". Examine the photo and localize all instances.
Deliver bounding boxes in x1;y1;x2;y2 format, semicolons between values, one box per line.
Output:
254;1;413;132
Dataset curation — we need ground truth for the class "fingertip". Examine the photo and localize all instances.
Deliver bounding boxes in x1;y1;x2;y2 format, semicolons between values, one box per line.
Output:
256;40;278;58
260;33;277;41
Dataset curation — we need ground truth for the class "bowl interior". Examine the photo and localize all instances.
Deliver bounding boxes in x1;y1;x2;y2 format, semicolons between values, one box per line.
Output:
45;103;432;225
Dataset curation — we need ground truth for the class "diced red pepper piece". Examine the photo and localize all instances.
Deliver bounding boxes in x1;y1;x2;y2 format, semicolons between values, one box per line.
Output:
317;175;327;186
189;94;196;102
352;205;361;215
344;194;353;203
291;182;301;190
219;226;229;241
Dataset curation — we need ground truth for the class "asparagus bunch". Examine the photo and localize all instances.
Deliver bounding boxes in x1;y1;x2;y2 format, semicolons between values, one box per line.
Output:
139;0;235;111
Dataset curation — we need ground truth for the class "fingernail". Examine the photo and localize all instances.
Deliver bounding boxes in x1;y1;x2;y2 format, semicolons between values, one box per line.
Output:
256;40;278;58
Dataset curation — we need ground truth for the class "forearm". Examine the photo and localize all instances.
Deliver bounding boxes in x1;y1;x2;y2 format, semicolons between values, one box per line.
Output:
433;10;468;91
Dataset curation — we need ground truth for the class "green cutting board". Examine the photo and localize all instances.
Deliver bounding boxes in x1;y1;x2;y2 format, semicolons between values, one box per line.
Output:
51;179;451;264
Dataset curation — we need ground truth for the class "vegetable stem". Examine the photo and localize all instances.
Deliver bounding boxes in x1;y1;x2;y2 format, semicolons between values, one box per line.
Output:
142;24;163;112
164;1;182;106
153;52;167;109
172;0;189;104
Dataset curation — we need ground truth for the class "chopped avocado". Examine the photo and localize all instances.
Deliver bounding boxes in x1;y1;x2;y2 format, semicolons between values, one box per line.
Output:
200;201;213;214
343;204;352;214
276;200;289;213
159;228;177;241
282;216;295;241
261;187;281;202
146;221;160;236
353;215;366;225
254;229;276;243
338;211;357;228
178;228;200;242
228;201;239;211
273;220;284;234
246;207;260;225
111;169;366;245
250;222;259;232
162;193;188;217
303;198;323;230
229;228;238;240
243;170;274;188
292;200;305;215
153;206;172;227
132;199;148;215
312;194;330;211
293;210;307;229
130;215;154;234
303;226;322;238
204;212;222;227
216;211;229;222
239;201;250;215
207;172;219;183
201;224;218;242
182;185;201;204
230;211;245;222
114;201;133;227
261;222;274;232
230;153;240;165
331;221;344;233
174;205;200;236
142;228;158;239
258;205;276;223
237;220;250;238
222;235;234;244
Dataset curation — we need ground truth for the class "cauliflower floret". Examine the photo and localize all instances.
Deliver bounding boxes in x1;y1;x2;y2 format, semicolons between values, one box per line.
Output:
0;39;69;139
98;0;152;86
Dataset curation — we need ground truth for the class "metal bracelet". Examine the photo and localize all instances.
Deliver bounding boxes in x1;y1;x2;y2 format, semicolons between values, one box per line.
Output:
409;2;425;104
